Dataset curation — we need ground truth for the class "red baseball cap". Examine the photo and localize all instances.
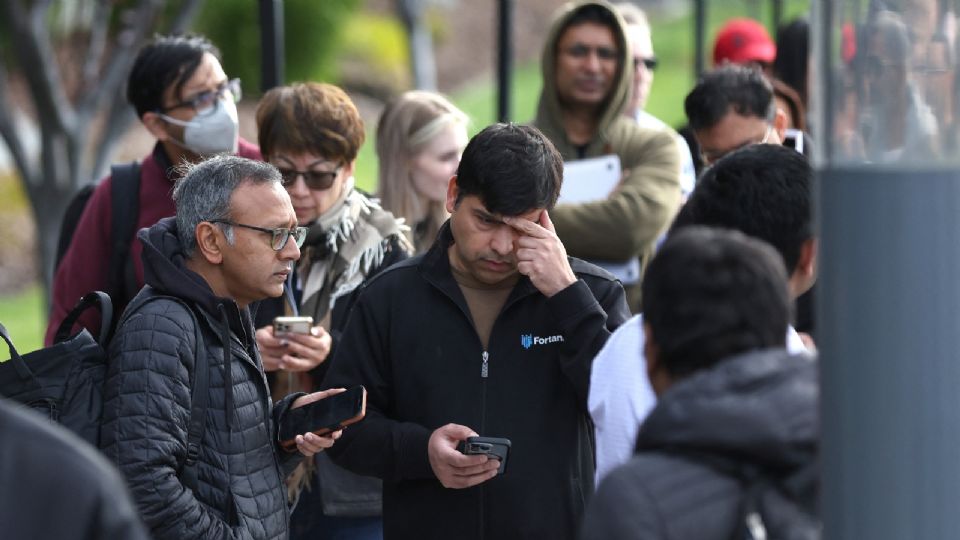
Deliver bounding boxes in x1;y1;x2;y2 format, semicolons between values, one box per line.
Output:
713;18;777;66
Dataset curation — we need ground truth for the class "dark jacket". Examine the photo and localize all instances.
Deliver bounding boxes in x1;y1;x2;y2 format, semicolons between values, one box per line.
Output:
47;139;262;344
323;223;631;540
0;397;149;540
100;217;301;540
580;349;819;540
533;1;681;309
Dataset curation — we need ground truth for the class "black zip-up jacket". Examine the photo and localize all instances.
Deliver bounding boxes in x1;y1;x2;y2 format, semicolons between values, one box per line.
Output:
323;224;630;539
100;217;302;540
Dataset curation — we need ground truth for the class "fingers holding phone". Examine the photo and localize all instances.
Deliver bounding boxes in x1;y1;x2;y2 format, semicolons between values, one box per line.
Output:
261;316;332;372
428;424;500;489
282;387;366;455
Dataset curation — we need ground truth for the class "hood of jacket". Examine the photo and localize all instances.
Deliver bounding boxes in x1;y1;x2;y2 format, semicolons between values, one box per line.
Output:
636;348;818;473
139;217;252;342
533;0;633;150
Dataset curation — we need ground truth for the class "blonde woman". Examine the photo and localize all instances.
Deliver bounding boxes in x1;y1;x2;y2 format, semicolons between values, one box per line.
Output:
376;91;468;253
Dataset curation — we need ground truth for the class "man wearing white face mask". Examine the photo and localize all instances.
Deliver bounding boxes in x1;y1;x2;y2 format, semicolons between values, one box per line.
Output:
47;34;261;344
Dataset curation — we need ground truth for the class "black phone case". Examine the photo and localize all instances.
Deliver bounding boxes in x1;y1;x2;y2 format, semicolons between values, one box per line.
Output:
279;386;366;449
458;436;511;474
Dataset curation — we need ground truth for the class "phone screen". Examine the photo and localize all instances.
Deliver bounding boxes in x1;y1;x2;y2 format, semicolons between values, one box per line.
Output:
280;386;366;447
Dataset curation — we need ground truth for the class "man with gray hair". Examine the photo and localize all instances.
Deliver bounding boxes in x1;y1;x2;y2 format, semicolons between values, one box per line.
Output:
100;155;346;540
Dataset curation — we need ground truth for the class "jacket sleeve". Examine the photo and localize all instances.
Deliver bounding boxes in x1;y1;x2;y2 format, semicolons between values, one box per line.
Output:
579;464;666;540
551;128;682;261
548;276;630;410
100;304;240;540
46;176;114;345
321;287;434;482
272;392;307;475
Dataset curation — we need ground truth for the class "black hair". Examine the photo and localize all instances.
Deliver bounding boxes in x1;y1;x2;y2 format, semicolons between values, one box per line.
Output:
127;34;221;117
773;17;810;107
455;123;563;215
559;3;620;37
684;64;775;131
669;144;812;273
641;226;790;379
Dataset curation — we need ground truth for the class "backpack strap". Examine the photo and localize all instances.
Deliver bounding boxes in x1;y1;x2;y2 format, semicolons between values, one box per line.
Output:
107;161;142;314
118;289;208;492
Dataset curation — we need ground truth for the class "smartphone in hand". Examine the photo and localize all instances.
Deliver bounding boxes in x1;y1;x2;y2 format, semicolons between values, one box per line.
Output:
458;436;511;474
279;385;367;451
274;316;313;335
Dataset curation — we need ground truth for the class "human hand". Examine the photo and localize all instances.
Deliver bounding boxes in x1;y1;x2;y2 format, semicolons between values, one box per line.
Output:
504;211;577;297
290;388;346;457
428;424;500;489
256;324;332;372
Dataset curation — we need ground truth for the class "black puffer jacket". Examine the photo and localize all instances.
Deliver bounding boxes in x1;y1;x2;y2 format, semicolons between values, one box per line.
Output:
100;217;301;540
580;349;819;540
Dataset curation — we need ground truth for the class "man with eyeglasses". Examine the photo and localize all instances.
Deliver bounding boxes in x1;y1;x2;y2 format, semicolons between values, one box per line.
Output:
532;0;682;312
614;2;696;200
47;34;261;345
684;64;787;167
101;154;344;540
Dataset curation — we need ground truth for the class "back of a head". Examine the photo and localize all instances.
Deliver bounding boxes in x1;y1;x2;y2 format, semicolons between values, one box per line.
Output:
670;144;812;273
713;17;776;66
256;82;365;164
128;34;221;118
172;155;280;257
684;64;775;131
642;226;790;380
455;123;563;216
773;17;810;107
377;91;468;211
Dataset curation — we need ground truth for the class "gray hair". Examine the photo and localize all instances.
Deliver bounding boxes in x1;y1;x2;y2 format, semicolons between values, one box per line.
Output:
172;155;281;257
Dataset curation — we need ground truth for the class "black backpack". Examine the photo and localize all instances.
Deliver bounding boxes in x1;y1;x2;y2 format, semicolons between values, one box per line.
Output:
0;289;210;489
55;162;142;320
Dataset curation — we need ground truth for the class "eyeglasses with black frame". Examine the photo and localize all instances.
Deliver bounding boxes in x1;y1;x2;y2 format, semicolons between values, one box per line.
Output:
206;219;307;251
634;56;658;71
159;78;242;117
277;166;342;191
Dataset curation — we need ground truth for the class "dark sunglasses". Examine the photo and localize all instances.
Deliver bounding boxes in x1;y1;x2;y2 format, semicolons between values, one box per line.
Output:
278;167;341;191
634;56;658;71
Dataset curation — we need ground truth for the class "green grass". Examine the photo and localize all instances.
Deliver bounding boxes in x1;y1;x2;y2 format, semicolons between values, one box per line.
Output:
0;0;812;349
0;284;44;356
355;0;810;189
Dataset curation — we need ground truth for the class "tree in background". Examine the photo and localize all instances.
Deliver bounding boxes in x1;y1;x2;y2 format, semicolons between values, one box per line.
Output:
0;0;202;304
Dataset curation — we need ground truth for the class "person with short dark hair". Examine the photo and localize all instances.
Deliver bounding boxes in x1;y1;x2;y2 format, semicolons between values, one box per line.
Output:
589;144;815;484
684;64;787;166
581;226;819;540
322;123;630;539
101;155;344;540
533;0;682;309
48;34;261;345
253;82;411;540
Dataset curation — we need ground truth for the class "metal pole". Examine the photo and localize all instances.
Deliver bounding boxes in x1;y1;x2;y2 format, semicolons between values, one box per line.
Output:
694;0;706;78
817;0;960;538
772;0;783;31
497;0;513;123
259;0;284;92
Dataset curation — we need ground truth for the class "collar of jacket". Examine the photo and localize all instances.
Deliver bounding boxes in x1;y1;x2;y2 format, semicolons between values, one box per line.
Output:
533;0;633;152
418;221;539;313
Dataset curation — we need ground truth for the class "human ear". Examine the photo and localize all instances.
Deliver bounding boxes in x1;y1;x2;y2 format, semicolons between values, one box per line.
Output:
773;108;789;142
141;111;171;142
194;222;225;265
445;176;459;214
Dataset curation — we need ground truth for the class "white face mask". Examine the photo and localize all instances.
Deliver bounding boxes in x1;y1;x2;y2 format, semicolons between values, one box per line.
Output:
160;99;239;156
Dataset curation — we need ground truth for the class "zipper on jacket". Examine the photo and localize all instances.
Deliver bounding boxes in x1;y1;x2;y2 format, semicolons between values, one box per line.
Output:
481;351;489;378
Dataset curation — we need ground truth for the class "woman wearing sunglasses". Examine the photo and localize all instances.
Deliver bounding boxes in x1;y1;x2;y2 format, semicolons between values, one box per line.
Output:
253;82;410;540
